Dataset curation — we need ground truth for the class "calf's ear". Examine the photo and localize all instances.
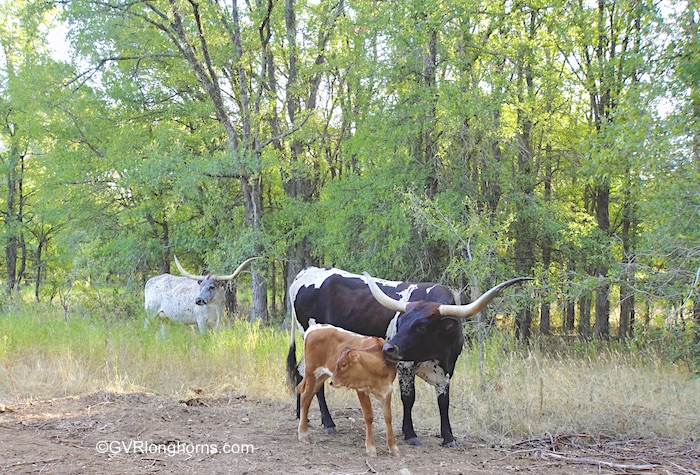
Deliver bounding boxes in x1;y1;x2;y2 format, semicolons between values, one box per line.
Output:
336;346;359;366
338;346;352;360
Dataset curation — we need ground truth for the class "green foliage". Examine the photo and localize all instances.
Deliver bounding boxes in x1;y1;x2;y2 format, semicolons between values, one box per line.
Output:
0;0;696;349
631;314;700;376
305;164;426;277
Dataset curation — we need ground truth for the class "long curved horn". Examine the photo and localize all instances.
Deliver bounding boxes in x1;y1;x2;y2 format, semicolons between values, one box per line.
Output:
174;255;206;281
363;272;408;313
213;256;262;281
438;277;533;318
174;255;261;281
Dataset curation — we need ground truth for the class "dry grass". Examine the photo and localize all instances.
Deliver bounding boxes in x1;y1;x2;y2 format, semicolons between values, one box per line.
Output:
0;307;290;402
443;347;700;442
1;306;698;443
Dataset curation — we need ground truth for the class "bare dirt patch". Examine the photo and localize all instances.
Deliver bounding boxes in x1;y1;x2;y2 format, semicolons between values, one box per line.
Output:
0;392;697;474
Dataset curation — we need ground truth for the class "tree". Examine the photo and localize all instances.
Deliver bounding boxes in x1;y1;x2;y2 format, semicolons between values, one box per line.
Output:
64;0;327;320
557;0;660;339
0;0;64;296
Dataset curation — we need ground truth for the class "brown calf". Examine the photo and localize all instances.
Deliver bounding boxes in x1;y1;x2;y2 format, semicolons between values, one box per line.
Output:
296;324;399;457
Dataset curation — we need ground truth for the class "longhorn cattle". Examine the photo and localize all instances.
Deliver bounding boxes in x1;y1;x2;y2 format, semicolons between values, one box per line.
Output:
297;324;399;457
287;266;530;447
144;256;258;335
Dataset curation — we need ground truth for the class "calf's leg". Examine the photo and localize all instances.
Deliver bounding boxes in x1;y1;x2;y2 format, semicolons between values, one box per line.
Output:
381;393;399;456
356;390;376;457
295;381;337;433
297;375;318;443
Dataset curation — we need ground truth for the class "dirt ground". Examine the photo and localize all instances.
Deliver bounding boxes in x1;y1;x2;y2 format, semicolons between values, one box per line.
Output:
1;391;697;475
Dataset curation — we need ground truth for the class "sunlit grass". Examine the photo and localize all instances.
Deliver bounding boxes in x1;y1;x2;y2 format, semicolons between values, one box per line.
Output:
409;332;700;441
1;304;698;442
0;304;290;401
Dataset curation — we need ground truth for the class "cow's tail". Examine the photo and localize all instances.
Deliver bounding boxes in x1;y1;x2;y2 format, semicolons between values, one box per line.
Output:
286;317;299;394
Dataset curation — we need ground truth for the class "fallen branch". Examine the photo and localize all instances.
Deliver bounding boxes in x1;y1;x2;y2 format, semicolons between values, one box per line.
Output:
543;451;658;471
669;461;700;475
2;457;61;469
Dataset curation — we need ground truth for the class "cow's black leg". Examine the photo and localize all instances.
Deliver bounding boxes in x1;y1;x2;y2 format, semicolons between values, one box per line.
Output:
437;382;456;447
316;384;337;434
295;370;303;419
397;362;420;446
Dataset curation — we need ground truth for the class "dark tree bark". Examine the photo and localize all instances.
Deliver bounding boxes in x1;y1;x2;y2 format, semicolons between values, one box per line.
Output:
539;144;554;335
578;293;592;340
593;180;610;339
3;147;26;295
619;186;636;341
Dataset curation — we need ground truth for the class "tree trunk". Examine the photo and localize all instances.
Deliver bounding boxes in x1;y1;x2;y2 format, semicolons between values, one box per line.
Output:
225;282;238;316
540;301;551;336
593;182;610;339
565;300;576;333
513;12;537;343
241;176;268;323
578;293;592;340
3;150;24;295
279;0;329;300
5;236;18;294
619;173;636;341
285;239;314;315
540;144;553;335
594;283;610;339
34;237;47;302
515;307;532;343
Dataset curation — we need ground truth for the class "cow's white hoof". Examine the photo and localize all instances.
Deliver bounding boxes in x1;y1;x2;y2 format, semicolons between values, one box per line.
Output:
298;432;311;444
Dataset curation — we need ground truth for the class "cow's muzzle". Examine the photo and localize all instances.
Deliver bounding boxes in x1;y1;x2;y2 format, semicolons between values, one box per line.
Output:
382;343;400;363
195;298;206;306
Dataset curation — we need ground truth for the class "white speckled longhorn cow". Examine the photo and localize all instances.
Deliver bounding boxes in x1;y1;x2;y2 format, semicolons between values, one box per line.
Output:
287;266;531;447
144;256;258;335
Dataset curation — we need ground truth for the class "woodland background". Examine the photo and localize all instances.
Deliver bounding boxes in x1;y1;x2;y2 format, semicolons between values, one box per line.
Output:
0;0;698;360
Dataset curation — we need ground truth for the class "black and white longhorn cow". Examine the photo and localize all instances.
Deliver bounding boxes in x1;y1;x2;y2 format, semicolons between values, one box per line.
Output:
286;266;530;447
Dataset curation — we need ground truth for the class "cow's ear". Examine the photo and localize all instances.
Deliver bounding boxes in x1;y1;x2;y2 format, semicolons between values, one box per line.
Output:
439;318;457;332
